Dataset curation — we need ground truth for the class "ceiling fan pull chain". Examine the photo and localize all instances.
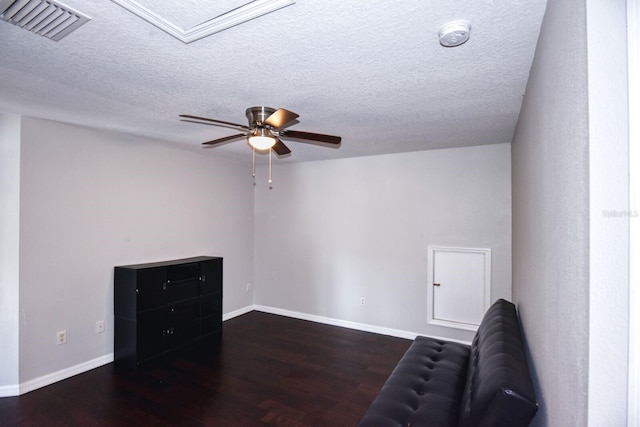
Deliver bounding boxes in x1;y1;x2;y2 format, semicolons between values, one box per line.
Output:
269;148;273;189
252;147;256;186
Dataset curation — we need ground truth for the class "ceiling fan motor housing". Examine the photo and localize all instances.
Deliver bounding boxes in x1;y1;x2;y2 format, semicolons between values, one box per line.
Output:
246;106;276;127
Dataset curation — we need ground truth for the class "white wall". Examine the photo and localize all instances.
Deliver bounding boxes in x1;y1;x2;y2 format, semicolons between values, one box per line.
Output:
17;117;255;384
586;0;630;424
254;144;511;342
512;0;630;425
0;114;21;393
628;0;640;423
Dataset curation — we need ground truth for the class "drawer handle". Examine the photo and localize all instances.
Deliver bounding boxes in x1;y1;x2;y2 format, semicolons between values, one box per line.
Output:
433;283;441;287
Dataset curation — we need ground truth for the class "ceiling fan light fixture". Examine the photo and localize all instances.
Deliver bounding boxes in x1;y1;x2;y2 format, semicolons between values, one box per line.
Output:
248;128;276;150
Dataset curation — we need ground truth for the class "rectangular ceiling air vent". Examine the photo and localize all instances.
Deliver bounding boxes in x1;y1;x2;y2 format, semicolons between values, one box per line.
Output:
0;0;90;41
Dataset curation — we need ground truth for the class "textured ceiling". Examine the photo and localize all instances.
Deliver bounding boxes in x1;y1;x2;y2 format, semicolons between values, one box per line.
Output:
0;0;548;163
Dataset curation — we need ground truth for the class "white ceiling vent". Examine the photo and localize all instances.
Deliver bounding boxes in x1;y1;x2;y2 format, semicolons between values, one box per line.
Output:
0;0;90;41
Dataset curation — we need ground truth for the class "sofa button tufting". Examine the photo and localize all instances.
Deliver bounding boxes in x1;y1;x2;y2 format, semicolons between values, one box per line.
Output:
357;300;538;427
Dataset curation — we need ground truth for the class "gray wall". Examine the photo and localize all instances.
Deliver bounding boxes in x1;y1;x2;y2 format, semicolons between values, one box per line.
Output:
12;117;255;385
512;0;630;425
2;119;511;391
254;144;512;343
3;120;512;390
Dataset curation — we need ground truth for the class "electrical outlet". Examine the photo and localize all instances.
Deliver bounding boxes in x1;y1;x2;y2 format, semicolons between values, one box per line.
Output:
57;330;67;345
360;296;366;306
246;283;253;292
96;320;105;334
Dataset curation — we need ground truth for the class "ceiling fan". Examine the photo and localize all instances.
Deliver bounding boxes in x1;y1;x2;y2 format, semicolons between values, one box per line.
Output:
180;106;342;156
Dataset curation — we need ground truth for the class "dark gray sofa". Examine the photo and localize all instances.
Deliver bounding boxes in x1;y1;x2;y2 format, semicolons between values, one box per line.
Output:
358;299;538;427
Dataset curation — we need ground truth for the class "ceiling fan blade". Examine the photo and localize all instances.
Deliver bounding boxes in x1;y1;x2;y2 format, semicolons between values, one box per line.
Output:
272;137;291;156
180;114;250;130
263;108;299;129
280;129;342;145
202;133;247;146
180;118;224;126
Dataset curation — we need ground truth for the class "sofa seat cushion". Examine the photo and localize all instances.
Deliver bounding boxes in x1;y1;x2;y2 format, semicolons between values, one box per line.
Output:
358;337;470;427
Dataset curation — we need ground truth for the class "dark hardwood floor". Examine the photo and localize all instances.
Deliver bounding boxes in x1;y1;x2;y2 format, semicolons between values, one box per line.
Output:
0;311;411;426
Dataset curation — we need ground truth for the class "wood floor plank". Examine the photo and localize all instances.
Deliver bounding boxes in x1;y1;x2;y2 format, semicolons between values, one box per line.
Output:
0;311;411;426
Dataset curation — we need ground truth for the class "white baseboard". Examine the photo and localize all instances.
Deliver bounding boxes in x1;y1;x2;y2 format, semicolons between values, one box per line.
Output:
0;383;20;398
17;353;114;396
254;304;418;340
252;305;471;345
2;305;469;397
3;307;254;397
222;304;254;321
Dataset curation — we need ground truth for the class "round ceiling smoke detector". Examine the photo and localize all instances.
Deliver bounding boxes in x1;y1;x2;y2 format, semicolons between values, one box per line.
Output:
438;20;471;47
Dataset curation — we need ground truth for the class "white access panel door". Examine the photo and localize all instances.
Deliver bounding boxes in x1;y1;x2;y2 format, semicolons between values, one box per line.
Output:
427;246;491;331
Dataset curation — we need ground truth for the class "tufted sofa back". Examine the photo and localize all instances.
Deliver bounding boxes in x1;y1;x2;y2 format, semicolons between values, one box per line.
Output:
457;299;538;427
358;298;537;426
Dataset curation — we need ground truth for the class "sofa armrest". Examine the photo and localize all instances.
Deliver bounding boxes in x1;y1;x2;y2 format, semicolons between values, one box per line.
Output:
458;299;538;427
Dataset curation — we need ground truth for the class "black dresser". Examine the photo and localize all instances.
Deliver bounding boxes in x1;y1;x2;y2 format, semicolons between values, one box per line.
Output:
114;256;222;370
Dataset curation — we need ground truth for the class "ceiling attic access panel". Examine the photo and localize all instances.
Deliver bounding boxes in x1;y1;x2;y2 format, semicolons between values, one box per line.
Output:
427;246;492;331
110;0;295;43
